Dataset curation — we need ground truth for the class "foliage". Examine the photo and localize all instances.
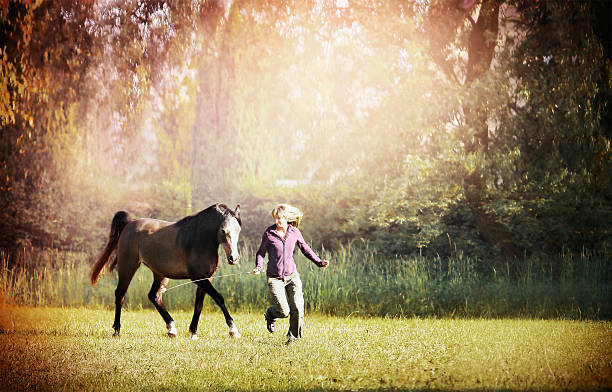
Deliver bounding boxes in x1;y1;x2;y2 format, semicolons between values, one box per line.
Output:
485;1;612;256
0;0;611;267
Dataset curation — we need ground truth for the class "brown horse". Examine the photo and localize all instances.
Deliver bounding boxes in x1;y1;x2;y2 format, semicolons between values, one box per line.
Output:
91;204;242;339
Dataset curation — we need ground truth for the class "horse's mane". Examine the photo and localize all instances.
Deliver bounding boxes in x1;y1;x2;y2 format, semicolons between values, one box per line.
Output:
176;204;240;256
176;204;240;226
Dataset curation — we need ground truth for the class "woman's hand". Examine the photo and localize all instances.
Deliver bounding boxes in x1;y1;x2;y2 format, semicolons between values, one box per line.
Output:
252;267;261;275
320;260;329;268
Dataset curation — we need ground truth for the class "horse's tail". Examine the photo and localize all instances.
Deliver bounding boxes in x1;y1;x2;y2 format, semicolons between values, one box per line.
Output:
91;211;132;285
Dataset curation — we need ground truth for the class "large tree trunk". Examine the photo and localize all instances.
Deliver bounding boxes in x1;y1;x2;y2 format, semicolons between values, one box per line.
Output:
464;0;502;153
461;0;521;258
190;0;235;205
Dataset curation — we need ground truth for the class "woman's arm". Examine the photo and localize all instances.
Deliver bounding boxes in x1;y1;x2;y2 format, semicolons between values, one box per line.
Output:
253;233;269;274
295;229;329;268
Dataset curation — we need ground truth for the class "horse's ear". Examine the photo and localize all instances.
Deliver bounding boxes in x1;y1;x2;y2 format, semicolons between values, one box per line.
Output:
235;204;240;217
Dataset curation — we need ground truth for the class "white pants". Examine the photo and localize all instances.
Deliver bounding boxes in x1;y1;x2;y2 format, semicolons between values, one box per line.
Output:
266;272;304;338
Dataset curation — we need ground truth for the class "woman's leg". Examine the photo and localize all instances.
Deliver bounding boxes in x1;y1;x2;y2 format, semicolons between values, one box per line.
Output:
266;277;290;328
285;273;304;339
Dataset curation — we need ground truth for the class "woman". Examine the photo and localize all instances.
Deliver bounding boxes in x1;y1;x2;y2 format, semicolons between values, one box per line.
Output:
252;204;329;341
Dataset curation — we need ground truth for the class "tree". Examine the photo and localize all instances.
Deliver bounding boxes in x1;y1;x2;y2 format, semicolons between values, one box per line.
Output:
1;0;609;262
368;0;611;260
0;0;233;250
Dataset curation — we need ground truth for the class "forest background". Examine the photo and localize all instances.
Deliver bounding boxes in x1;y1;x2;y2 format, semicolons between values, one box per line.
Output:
1;0;611;300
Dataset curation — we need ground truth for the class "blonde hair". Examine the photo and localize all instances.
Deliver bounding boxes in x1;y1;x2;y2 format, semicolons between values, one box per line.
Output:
271;204;303;228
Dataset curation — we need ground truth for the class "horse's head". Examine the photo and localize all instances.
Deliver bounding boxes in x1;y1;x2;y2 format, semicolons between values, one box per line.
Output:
218;204;241;265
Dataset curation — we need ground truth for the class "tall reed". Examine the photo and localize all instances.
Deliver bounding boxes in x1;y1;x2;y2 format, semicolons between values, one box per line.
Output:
0;244;610;319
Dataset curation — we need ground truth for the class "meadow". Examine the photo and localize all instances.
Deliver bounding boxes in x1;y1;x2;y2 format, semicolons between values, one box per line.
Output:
0;306;610;391
0;244;611;391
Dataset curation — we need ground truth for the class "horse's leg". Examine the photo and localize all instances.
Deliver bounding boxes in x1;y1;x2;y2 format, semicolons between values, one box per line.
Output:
188;286;206;340
148;275;176;337
196;279;240;338
112;262;139;337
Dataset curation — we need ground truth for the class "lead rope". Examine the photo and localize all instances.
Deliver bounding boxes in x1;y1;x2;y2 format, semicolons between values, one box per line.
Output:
164;271;255;292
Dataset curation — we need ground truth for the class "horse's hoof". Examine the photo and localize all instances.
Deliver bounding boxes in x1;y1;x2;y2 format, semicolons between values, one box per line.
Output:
166;322;177;338
112;331;120;338
229;326;241;339
189;332;199;340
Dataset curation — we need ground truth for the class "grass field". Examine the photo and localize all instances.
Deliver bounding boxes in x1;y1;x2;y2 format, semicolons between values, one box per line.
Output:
0;306;610;391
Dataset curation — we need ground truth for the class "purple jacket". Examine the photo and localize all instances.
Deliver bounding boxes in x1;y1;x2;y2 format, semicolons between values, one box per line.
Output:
255;224;324;278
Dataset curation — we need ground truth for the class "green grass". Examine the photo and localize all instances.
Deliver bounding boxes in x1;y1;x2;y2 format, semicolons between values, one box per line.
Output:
1;240;609;390
1;244;610;319
0;306;610;391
